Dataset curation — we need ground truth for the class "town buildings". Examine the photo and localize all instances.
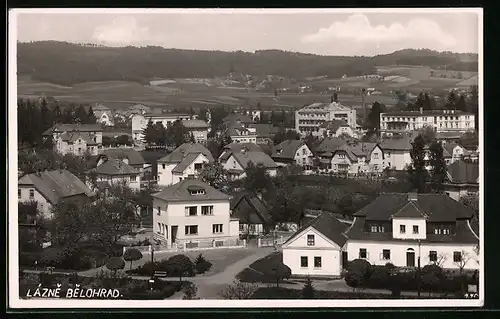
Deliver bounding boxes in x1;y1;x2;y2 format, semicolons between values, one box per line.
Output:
380;137;412;171
92;103;114;126
87;157;142;190
18;169;94;219
225;122;258;144
344;193;479;270
43;124;103;156
182;119;210;144
131;113;191;142
230;192;273;236
318;120;357;138
152;179;240;249
272;140;314;169
248;123;280;144
444;160;479;201
282;213;349;277
156;143;214;186
220;148;278;180
295;102;357;137
328;142;385;175
379;109;475;136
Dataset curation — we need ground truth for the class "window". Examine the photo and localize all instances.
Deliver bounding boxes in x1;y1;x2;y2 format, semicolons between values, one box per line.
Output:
359;248;367;259
370;225;385;233
302;148;307;155
382;249;391;260
373;153;379;159
453;251;462;263
212;224;223;234
338;153;346;159
307;234;315;246
185;225;198;235
201;205;214;215
429;251;437;262
239;224;244;231
194;163;203;170
130;175;137;182
157;223;161;234
162;164;166;169
185;206;197;216
249;224;256;231
314;257;322;268
300;256;308;267
400;225;406;234
413;225;419;234
157;206;161;216
29;189;34;199
18;189;21;199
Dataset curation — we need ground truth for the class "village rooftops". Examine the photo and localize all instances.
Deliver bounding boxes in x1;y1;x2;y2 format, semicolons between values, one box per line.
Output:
182;119;209;129
43;124;103;136
157;143;214;164
18;169;94;205
272;140;307;160
380;136;413;151
446;160;479;184
223;113;254;124
315;137;348;154
58;132;99;145
88;158;141;176
98;149;146;166
249;124;280;138
220;143;264;161
230;191;272;224
153;179;231;202
319;119;349;130
381;109;474;117
299;102;354;112
231;151;277;170
283;213;350;247
141;112;190;118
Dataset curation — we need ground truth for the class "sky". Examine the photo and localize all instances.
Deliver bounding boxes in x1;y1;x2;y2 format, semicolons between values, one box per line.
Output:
14;9;480;56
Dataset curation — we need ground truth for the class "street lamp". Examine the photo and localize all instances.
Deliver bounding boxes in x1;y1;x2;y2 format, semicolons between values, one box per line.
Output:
149;244;155;290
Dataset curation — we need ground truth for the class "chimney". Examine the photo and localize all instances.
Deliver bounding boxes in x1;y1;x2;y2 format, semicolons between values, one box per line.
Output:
419;107;423;115
408;192;418;201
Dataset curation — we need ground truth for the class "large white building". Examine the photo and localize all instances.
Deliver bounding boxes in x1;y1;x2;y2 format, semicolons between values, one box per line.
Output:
42;124;103;156
131;113;191;142
295;102;357;137
157;143;214;186
380;109;475;136
152;179;240;249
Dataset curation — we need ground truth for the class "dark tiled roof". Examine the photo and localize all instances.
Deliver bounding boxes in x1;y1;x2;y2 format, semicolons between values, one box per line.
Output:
89;158;141;176
153;179;231;202
230;192;272;224
272;140;306;160
99;149;146;166
249;124;280;137
436;131;464;139
443;142;461;157
18;170;93;205
392;201;428;218
223;114;254;124
43;124;102;136
348;142;378;158
232;151;277;169
353;193;474;222
171;153;203;174
158;143;214;163
315;137;348;154
447;160;479;184
380;137;412;151
284;213;350;247
182;119;209;129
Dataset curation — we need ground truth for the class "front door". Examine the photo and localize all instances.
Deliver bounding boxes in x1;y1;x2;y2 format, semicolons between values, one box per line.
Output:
171;226;178;245
406;251;415;267
342;251;348;270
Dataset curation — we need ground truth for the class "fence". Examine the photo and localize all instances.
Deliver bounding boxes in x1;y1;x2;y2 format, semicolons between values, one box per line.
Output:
123;238;246;255
257;235;292;248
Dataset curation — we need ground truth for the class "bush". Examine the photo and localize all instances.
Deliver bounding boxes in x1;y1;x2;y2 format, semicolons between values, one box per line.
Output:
123;248;143;270
106;257;125;273
302;277;315;299
194;253;212;274
19;252;41;267
164;255;195;281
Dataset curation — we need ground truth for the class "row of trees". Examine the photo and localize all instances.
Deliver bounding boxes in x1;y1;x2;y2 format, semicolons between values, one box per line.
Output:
141;119;195;148
18;98;97;148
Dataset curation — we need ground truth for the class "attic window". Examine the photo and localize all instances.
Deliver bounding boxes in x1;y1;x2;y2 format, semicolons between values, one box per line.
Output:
277;149;283;154
189;188;206;196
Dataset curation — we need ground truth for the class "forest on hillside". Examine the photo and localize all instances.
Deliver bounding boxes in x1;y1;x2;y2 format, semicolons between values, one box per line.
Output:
17;41;479;86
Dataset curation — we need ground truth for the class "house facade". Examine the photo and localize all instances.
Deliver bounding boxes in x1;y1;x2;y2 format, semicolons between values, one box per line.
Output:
282;213;349;277
157;143;214;186
18;169;94;219
221;150;278;180
272;140;314;169
131;113;191;142
380;109;475;136
182;119;209;144
380;137;412;171
88;157;142;190
344;193;479;270
328;143;385;174
93;103;114;126
152;179;239;249
43;124;103;156
295;102;357;137
318;120;357;138
226;122;258;144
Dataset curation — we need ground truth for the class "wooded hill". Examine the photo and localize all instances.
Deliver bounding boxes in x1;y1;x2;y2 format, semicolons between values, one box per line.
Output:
17;41;479;86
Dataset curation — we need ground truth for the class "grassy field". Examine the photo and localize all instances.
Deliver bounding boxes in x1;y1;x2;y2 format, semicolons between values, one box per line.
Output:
17;76;399;111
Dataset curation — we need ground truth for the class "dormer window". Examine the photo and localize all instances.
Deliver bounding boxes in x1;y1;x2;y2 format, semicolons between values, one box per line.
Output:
277;149;283;154
189;189;206;196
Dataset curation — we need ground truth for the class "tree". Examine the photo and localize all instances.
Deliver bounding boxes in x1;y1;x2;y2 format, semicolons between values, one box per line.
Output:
418;126;436;145
302;276;316;299
273;262;291;288
459;130;478;149
304;132;317;151
218;280;258;300
243;162;274;195
142;119;157;145
415;92;425;111
345;259;372;292
407;135;429;193
468;85;479;130
166;120;190;148
367;101;387;133
105;257;125;276
428;141;447;193
123;248;143;270
199;161;229;192
74;104;89;124
423;93;435;110
453;250;473;295
153;122;167;146
421;264;444;296
445;91;458;109
455;95;468;112
164;254;195;282
459;193;479;222
50;202;94;246
182;282;200;300
87;106;97;124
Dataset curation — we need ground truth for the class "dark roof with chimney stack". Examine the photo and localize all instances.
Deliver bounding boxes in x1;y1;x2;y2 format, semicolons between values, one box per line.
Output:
18;169;94;205
272;140;308;160
157;143;214;163
43;124;103;136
